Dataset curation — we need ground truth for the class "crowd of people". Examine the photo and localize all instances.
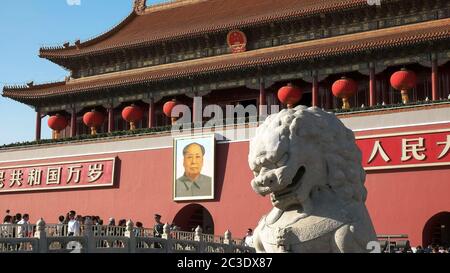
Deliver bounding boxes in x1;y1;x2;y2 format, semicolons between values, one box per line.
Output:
5;209;447;253
394;245;450;253
1;209;168;239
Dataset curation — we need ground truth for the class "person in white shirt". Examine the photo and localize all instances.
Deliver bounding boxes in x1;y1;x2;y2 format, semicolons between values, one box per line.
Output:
1;215;13;238
67;211;81;236
56;215;66;236
244;228;254;248
16;214;31;238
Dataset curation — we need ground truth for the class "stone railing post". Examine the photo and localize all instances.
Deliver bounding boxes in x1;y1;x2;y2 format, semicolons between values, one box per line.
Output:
84;217;94;253
124;220;135;253
224;230;232;253
194;226;203;253
162;223;171;253
34;218;47;253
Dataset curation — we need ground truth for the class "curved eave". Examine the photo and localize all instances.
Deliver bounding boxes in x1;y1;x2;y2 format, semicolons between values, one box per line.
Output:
39;11;137;60
38;0;369;60
5;19;450;104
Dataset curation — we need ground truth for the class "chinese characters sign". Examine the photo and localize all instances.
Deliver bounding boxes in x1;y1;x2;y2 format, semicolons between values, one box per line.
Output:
0;158;116;193
357;130;450;170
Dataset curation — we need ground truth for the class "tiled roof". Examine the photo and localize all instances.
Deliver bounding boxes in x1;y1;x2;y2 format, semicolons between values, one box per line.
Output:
39;0;369;59
5;19;450;102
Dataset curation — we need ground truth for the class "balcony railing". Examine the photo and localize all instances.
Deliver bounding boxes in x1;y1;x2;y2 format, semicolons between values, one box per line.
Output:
0;220;254;253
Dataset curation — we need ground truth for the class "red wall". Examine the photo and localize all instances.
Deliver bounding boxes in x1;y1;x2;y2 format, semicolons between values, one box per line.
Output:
0;142;271;239
1;123;449;244
365;167;450;246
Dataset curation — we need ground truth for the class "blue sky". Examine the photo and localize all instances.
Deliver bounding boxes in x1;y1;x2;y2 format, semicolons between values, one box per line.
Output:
0;0;166;145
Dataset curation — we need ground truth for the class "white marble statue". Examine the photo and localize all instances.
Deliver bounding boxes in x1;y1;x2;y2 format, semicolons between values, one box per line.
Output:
249;106;378;253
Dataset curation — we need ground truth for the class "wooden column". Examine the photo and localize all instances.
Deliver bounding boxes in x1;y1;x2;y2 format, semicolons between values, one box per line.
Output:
432;55;439;101
148;98;155;128
259;80;266;116
312;72;319;107
108;106;114;133
70;108;77;137
369;64;377;106
325;88;331;110
35;110;41;141
382;74;389;105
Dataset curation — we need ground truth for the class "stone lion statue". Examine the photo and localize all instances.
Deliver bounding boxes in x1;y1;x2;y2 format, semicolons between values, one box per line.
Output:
248;106;377;253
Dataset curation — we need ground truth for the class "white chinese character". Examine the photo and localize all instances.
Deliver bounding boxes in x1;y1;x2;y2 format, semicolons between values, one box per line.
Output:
437;135;450;160
88;164;104;183
0;171;5;189
368;140;391;163
10;170;24;187
28;169;43;186
67;165;83;184
401;138;426;161
46;167;62;185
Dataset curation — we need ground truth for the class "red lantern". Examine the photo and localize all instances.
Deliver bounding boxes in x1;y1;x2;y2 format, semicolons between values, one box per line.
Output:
122;104;144;130
277;83;303;108
163;99;178;124
83;110;105;135
332;77;358;110
48;114;68;139
390;68;416;104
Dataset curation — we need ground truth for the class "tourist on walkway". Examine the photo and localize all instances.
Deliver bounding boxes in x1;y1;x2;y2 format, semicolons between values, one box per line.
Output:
244;228;254;248
17;213;31;238
153;214;164;238
67;211;80;236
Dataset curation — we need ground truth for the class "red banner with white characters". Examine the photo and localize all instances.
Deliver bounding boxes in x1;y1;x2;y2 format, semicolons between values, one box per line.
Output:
356;130;450;170
0;158;116;193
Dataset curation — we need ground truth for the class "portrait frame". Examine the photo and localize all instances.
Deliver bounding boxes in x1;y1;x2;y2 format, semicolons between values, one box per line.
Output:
173;134;215;201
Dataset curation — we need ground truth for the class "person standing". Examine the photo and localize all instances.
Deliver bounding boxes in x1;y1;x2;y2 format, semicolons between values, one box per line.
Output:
17;214;31;238
244;228;254;247
56;215;66;236
67;211;80;236
153;214;164;238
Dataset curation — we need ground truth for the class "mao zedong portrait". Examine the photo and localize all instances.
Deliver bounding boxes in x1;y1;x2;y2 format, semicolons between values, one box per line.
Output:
176;143;212;198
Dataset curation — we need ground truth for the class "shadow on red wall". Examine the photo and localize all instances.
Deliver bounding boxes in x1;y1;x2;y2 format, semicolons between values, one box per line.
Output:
172;203;214;234
422;211;450;247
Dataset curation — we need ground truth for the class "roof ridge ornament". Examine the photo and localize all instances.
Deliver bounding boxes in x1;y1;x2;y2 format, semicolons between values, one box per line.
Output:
133;0;147;15
75;39;81;49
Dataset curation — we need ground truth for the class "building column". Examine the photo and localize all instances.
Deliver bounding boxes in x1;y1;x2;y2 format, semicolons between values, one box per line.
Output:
108;106;114;133
148;98;155;128
259;80;266;116
382;74;389;105
70;108;77;137
35;110;41;141
432;54;439;101
325;88;331;110
312;72;319;107
369;63;377;106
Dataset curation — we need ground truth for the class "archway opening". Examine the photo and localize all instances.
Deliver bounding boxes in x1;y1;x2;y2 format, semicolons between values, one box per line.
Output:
422;211;450;248
172;204;214;234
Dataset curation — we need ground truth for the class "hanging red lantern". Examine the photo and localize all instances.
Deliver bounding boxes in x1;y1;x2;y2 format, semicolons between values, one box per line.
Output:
277;83;303;108
390;68;417;104
332;77;358;110
48;114;68;139
122;104;144;130
83;110;105;135
163;99;178;124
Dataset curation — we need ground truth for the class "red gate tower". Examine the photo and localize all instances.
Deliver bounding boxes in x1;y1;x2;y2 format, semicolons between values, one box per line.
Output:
2;0;450;248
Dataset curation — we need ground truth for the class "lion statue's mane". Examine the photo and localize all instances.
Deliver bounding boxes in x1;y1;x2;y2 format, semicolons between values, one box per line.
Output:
248;106;377;253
